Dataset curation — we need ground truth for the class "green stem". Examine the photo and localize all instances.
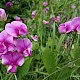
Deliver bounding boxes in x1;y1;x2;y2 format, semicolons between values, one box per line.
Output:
14;74;17;80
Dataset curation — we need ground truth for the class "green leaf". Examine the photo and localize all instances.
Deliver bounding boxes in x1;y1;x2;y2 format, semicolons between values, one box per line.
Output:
71;45;80;66
16;57;33;79
32;42;39;50
56;34;66;52
56;67;74;80
42;47;57;74
42;37;57;76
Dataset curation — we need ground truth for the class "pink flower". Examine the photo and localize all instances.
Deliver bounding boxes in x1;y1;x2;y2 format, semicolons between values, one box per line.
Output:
44;7;49;14
58;21;72;34
32;10;36;18
6;2;13;10
0;30;14;58
2;51;24;73
14;16;21;21
14;38;32;57
43;20;49;25
71;5;76;9
5;21;28;37
72;17;80;33
55;16;60;22
42;2;47;6
0;8;7;21
30;35;38;41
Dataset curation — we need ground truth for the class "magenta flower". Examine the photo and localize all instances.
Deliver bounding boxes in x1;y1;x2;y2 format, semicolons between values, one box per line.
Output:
32;10;36;18
0;8;7;21
5;21;28;37
2;51;24;73
58;21;72;34
6;2;13;10
43;20;49;25
55;16;60;22
14;16;21;21
72;17;80;33
30;35;38;41
14;38;32;57
42;2;47;6
0;30;14;58
44;7;49;14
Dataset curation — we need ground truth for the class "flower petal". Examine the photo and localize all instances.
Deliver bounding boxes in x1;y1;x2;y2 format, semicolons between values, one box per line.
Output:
15;39;25;53
72;17;80;31
19;24;28;36
23;38;32;49
12;52;24;66
30;35;38;41
7;65;16;73
58;23;66;34
23;48;32;57
5;23;19;37
2;52;12;65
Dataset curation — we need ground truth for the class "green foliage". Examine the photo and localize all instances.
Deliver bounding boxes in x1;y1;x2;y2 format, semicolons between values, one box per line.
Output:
0;0;80;80
16;57;33;80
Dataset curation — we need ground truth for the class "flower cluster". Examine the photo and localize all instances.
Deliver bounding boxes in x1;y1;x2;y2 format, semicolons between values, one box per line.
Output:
58;17;80;34
0;8;32;73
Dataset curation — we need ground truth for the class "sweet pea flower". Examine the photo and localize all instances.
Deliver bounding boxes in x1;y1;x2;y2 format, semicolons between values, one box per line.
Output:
2;51;24;73
30;35;38;41
0;30;14;58
14;16;21;21
5;21;28;37
14;38;32;57
0;8;7;21
44;7;49;14
6;2;13;10
42;2;47;6
55;16;60;22
43;20;49;25
32;10;36;18
72;17;80;33
58;21;72;34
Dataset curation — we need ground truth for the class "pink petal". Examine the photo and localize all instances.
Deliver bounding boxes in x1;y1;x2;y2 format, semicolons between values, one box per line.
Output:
2;52;12;65
19;24;28;36
58;21;72;34
58;23;66;34
0;8;7;21
30;35;38;41
43;20;49;25
42;2;47;6
0;30;8;41
2;51;24;66
0;42;7;54
15;39;25;53
5;21;28;37
0;30;14;51
7;65;16;73
65;21;72;33
5;23;19;37
55;16;60;22
14;16;21;21
72;17;80;31
77;26;80;34
12;52;24;66
23;48;32;57
23;38;32;49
